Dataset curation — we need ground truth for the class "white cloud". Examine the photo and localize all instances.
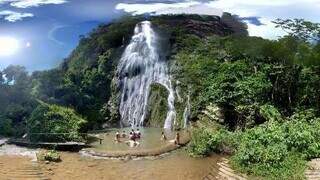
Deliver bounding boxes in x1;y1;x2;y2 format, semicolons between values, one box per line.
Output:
115;0;320;39
0;0;15;4
116;1;202;15
0;10;33;22
207;0;320;18
0;0;68;8
10;0;68;8
206;0;320;39
244;18;286;39
155;3;222;16
0;0;68;22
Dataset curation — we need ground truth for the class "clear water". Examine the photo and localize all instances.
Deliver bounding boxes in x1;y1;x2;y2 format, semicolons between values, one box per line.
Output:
117;21;176;129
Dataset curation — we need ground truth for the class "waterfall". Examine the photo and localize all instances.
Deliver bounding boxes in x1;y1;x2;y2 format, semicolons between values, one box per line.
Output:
183;93;191;128
117;21;176;129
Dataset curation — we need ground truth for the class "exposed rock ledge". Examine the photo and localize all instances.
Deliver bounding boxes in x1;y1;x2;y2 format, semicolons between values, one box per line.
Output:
0;138;7;146
80;133;191;158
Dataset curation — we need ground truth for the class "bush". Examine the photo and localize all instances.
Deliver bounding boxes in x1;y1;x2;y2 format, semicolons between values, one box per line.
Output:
188;128;238;157
188;128;213;156
189;109;320;179
27;101;87;142
37;150;61;162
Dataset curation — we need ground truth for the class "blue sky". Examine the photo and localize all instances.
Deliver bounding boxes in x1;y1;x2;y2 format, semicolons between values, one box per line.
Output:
0;0;319;71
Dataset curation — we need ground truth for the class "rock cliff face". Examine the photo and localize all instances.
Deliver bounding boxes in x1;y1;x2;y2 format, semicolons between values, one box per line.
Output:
152;13;247;38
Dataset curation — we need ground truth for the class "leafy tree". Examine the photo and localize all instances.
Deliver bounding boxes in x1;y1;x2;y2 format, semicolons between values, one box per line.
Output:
0;115;13;136
0;71;4;84
2;65;29;85
297;67;320;109
31;69;64;104
273;18;320;42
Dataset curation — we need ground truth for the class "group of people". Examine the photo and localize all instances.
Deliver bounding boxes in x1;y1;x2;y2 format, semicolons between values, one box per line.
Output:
161;131;180;145
114;129;141;147
114;129;181;148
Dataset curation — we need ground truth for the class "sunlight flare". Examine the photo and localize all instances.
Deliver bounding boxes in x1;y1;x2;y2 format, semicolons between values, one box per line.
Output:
0;36;19;56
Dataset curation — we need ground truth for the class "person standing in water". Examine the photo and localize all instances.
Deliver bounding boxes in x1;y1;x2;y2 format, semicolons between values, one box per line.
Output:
129;131;135;141
174;132;180;145
131;129;136;138
161;132;167;141
114;131;121;143
136;129;141;139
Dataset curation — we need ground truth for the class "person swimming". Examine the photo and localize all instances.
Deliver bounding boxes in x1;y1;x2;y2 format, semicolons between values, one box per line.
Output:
125;139;140;148
161;131;167;141
121;131;126;138
131;129;136;137
129;131;135;141
136;129;141;139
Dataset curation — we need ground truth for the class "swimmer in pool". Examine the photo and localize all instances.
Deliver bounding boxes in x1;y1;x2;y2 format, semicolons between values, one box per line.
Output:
125;138;140;148
161;131;167;141
129;132;135;141
114;131;121;143
136;129;141;139
121;131;126;138
169;132;180;145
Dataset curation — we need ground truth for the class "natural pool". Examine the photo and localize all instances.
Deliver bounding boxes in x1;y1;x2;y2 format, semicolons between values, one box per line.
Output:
88;128;188;152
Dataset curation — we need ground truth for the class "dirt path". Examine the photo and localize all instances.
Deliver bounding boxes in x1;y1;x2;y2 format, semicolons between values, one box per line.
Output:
203;157;247;180
0;156;48;180
306;159;320;180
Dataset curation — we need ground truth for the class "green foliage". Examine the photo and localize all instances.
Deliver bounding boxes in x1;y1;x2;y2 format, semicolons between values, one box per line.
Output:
206;61;271;106
232;151;306;180
172;34;319;130
297;67;320;108
259;104;283;122
188;128;238;157
0;116;13;136
37;150;61;162
27;102;87;142
189;108;319;179
145;83;169;127
31;69;64;104
188;128;214;156
231;113;320;179
0;65;35;137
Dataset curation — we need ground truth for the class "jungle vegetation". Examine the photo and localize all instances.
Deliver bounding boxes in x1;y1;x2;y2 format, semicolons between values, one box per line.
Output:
185;19;320;179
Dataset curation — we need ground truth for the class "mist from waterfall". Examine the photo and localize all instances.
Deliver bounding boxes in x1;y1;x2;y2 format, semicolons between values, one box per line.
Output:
117;21;176;129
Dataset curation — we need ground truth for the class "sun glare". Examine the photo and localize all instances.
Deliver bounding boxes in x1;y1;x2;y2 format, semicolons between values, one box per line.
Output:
0;37;19;56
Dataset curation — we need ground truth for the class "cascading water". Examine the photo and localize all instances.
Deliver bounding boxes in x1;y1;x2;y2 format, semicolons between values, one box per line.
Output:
117;21;176;129
183;94;191;128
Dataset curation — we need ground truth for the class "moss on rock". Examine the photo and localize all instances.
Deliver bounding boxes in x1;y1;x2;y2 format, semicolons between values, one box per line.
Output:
145;83;169;127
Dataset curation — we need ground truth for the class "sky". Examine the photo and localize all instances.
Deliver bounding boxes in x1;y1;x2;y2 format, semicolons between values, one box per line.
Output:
0;0;319;71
